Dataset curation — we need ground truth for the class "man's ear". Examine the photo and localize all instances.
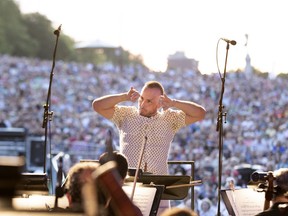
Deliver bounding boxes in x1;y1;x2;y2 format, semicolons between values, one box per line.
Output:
157;97;163;109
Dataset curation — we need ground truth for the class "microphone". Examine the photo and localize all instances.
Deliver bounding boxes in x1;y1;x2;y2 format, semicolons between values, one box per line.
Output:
221;38;237;45
54;24;62;36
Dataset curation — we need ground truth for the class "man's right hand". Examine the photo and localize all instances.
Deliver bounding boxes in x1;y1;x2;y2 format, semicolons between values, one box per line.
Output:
127;87;140;102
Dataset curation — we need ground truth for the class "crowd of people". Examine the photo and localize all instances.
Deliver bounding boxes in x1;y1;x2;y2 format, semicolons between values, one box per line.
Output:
1;54;288;215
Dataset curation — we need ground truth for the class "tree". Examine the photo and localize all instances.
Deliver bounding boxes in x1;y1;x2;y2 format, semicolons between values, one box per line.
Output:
22;12;77;61
0;0;36;56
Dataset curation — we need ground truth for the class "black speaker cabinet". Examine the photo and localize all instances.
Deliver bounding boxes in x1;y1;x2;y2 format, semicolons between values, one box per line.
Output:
26;137;45;172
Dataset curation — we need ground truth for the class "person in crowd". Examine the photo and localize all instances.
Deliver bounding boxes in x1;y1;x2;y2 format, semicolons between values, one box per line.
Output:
255;168;288;216
92;80;206;214
3;55;288;216
198;198;215;216
0;113;11;127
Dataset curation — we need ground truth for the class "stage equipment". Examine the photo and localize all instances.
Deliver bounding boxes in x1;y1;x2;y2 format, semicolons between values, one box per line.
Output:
168;160;196;210
0;156;24;209
215;37;236;216
41;24;62;174
26;136;45;172
0;128;26;157
125;174;200;200
220;38;237;45
15;172;49;196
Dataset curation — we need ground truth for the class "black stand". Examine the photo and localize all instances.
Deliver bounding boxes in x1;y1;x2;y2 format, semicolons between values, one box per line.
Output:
54;156;64;209
41;25;61;174
126;175;193;200
216;41;232;216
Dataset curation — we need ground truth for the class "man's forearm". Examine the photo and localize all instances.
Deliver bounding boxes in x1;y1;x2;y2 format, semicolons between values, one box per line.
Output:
173;99;206;122
92;93;128;111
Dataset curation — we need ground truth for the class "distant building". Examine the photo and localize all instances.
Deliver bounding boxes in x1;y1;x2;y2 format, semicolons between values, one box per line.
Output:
167;51;199;73
245;53;253;75
244;34;253;76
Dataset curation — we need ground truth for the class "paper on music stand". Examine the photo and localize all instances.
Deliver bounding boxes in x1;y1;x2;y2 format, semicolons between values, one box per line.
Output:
221;188;266;216
123;185;159;216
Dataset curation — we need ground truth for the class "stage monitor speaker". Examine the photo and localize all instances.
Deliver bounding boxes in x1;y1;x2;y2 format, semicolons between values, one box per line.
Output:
26;137;45;172
15;172;49;196
0;128;26;141
0;156;24;197
0;128;26;157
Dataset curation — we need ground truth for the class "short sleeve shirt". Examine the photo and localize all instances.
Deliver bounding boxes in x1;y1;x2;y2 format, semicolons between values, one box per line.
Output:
111;105;186;174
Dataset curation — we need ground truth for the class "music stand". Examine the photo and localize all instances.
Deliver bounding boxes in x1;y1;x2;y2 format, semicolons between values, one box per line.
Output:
123;184;164;216
126;175;191;200
148;185;164;215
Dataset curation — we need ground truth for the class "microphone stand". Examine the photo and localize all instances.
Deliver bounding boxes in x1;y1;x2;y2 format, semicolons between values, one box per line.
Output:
216;42;230;216
54;156;64;209
42;25;62;174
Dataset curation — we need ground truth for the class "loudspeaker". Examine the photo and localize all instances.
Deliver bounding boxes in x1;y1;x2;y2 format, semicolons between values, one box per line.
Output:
15;172;49;196
0;128;26;157
0;156;24;197
0;128;26;141
26;137;45;172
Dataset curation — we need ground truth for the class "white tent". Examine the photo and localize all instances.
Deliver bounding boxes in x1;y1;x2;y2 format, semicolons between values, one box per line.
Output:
75;39;118;49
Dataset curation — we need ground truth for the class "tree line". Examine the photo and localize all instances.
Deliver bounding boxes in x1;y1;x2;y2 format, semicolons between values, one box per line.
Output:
0;0;146;68
1;0;287;77
0;0;77;61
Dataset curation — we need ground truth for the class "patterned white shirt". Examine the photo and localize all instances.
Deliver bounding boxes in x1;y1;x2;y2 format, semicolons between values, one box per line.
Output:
111;105;186;174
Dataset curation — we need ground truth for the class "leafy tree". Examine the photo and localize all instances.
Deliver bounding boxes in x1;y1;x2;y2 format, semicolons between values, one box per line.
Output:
22;13;77;61
0;0;146;69
56;33;77;61
22;13;59;59
0;0;36;56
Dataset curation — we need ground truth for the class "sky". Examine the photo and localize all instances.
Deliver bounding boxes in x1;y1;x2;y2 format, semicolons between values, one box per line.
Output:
15;0;288;75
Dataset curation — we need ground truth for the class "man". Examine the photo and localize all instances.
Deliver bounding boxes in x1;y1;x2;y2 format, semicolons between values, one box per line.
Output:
92;80;206;214
98;151;128;183
255;168;288;216
98;151;142;216
65;161;99;212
